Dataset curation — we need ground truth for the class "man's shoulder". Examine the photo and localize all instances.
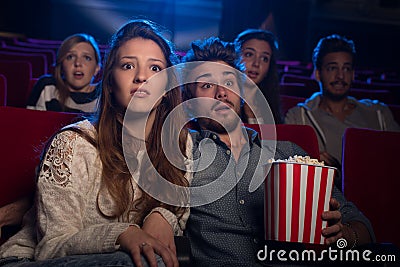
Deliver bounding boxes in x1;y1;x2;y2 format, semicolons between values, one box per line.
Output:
261;139;308;160
355;97;388;109
286;92;322;114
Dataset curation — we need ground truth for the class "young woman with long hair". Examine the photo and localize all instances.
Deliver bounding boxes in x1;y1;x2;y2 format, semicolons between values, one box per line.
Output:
1;19;190;267
234;29;283;124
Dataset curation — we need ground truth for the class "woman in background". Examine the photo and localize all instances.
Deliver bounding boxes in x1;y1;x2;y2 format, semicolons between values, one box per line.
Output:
234;29;283;124
27;33;102;114
0;33;102;252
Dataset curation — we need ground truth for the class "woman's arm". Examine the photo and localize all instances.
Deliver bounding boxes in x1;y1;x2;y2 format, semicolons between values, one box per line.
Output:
34;129;131;260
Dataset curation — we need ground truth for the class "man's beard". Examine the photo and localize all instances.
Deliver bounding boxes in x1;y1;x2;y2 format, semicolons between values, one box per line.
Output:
322;82;350;102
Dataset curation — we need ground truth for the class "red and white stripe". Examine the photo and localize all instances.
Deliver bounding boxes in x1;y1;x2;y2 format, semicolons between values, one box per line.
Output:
265;163;335;244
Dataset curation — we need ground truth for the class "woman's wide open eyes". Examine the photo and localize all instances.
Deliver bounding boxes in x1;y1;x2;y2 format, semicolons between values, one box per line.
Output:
151;65;162;72
262;56;270;63
243;52;253;58
66;54;75;61
121;64;162;71
122;63;134;70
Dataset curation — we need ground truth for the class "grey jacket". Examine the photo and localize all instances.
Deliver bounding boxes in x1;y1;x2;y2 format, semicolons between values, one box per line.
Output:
285;92;400;163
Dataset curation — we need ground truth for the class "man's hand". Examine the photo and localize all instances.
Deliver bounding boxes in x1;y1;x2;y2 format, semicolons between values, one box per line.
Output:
320;151;341;169
321;198;343;245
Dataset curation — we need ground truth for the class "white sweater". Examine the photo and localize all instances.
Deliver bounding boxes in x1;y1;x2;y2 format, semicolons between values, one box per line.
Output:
0;120;191;260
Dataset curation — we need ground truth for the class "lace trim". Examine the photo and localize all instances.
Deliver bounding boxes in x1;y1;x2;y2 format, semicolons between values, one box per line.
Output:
39;131;77;187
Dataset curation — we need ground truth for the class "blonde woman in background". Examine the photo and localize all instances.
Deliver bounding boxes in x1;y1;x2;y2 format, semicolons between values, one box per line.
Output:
27;33;102;114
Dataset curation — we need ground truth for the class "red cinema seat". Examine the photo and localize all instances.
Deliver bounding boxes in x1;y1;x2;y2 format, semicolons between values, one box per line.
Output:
279;83;317;98
0;107;82;208
0;74;6;106
342;127;400;247
0;51;48;77
280;73;320;92
245;123;320;160
1;43;55;73
0;60;32;107
388;104;400;125
279;94;306;117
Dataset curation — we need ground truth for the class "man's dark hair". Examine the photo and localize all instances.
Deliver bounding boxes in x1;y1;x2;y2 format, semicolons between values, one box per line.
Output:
181;37;244;102
312;34;356;70
181;36;243;70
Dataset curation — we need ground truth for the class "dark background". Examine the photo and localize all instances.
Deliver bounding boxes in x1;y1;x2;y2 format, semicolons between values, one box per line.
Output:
1;0;400;70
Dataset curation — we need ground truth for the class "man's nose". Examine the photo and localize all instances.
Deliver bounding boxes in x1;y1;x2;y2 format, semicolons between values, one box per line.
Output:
336;68;345;79
216;85;227;100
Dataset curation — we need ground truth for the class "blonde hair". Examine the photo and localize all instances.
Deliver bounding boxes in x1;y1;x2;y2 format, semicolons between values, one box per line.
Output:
54;33;101;111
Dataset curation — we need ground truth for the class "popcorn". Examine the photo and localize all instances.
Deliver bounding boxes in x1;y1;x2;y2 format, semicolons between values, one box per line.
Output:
268;155;325;166
265;157;336;244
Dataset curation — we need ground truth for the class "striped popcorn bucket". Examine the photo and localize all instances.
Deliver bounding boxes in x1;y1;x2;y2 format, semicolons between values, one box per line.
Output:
265;162;336;244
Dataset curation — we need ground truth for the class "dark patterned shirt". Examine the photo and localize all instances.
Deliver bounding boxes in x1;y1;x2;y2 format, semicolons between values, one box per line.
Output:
185;126;375;267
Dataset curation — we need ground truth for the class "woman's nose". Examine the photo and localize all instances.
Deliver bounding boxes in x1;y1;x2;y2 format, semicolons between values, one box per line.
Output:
74;58;82;66
252;58;260;67
134;68;147;83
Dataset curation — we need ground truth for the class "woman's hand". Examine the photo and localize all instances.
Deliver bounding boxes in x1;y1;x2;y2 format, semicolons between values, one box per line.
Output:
142;212;176;256
117;225;178;267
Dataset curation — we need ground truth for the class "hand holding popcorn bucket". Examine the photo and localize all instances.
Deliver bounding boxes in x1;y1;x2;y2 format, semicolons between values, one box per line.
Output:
265;156;336;244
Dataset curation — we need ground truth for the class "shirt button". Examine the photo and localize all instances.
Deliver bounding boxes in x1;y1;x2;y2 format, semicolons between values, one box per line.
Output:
239;199;245;205
212;135;217;140
226;150;231;155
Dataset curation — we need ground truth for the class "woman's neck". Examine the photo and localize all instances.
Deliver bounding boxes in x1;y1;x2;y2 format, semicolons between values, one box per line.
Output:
68;84;95;93
124;109;156;141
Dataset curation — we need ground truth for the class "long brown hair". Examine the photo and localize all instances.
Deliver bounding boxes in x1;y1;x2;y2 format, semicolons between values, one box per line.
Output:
54;33;102;111
94;19;188;223
234;29;283;124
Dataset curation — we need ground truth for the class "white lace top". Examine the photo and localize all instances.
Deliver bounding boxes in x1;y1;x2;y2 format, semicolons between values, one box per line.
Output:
0;119;192;260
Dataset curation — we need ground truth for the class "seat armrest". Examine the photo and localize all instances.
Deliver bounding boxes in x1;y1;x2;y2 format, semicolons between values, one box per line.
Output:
174;236;192;266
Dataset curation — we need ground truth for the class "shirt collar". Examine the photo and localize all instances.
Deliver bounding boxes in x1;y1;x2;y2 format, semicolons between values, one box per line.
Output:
195;124;261;147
